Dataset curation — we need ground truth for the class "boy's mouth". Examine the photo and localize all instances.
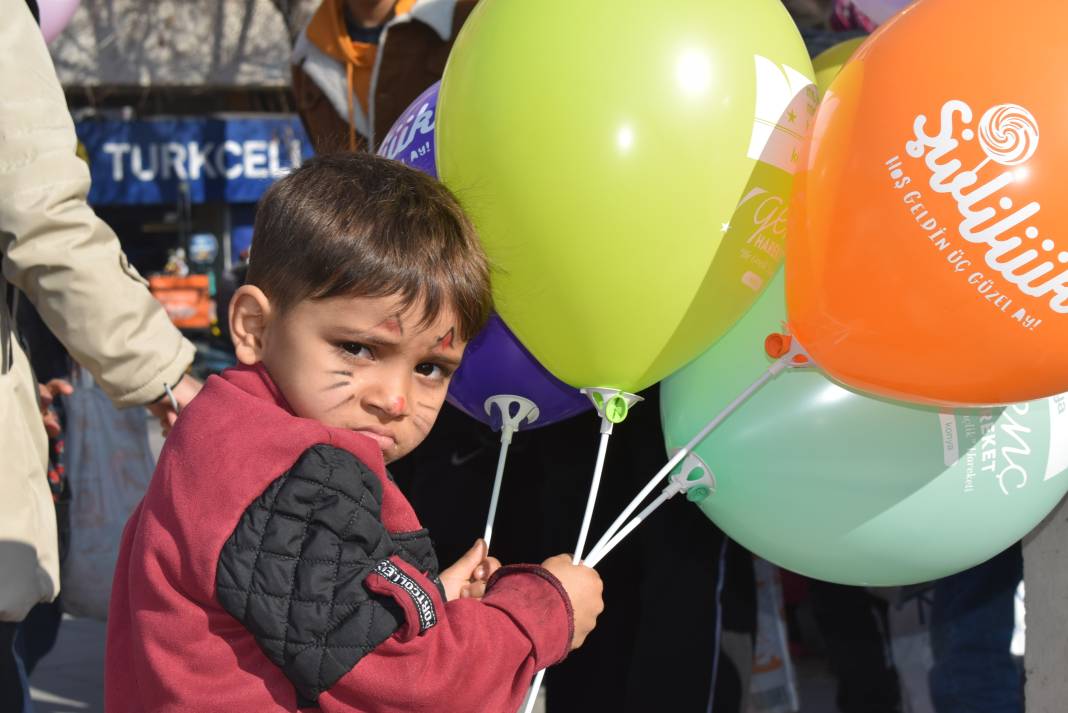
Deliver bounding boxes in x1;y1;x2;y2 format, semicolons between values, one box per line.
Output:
352;426;396;452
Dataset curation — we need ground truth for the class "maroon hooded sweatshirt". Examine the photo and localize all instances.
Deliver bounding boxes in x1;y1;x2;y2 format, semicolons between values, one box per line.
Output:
105;364;573;712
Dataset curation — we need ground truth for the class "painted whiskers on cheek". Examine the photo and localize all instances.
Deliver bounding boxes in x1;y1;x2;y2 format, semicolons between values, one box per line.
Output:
325;370;357;411
406;327;458;434
413;401;439;434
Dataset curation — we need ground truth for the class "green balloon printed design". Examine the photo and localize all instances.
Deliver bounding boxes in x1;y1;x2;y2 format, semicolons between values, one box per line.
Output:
662;271;1068;585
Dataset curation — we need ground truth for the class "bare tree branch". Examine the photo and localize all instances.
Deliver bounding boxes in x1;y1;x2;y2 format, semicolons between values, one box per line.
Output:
51;0;312;87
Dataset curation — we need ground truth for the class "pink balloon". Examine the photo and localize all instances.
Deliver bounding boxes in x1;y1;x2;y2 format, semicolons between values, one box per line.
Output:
850;0;913;24
38;0;81;44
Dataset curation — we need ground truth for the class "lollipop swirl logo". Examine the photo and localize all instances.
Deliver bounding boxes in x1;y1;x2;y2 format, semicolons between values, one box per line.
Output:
976;104;1039;167
900;98;1068;320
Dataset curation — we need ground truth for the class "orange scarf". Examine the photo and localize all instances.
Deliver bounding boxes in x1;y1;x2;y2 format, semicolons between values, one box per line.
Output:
305;0;417;150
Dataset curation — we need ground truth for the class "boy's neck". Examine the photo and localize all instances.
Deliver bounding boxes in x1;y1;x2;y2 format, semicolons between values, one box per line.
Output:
343;0;397;29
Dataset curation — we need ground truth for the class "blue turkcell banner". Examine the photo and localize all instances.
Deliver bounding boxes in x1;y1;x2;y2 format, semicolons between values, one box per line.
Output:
75;116;314;205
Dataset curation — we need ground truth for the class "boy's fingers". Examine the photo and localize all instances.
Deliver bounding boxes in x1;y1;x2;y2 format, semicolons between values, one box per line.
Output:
455;539;487;573
472;556;502;583
464;582;487;599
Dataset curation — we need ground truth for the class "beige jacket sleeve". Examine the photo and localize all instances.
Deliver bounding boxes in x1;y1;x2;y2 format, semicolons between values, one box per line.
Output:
0;0;195;407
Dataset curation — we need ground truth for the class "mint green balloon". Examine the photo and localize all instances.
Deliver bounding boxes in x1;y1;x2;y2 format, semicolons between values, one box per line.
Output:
662;271;1068;585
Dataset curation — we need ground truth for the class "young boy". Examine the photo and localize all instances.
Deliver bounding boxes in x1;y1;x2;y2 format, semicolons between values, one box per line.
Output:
105;153;604;712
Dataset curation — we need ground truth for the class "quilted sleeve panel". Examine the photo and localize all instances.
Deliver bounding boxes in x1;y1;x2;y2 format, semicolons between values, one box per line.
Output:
215;444;440;705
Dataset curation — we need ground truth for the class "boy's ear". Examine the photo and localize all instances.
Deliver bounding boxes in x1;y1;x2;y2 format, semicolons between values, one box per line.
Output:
229;285;272;365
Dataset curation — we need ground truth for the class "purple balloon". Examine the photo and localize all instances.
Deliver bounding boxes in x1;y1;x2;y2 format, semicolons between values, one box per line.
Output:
448;315;591;429
378;87;590;429
377;81;439;178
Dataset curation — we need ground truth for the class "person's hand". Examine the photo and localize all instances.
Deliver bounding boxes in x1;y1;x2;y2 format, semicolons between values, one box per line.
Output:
439;539;501;601
38;379;73;438
540;554;604;650
146;375;203;436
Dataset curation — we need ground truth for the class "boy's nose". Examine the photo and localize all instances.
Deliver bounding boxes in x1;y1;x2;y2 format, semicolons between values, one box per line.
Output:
366;380;410;419
385;395;406;416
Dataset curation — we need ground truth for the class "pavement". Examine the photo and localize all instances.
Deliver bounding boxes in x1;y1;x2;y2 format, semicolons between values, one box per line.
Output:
30;616;105;713
29;619;834;713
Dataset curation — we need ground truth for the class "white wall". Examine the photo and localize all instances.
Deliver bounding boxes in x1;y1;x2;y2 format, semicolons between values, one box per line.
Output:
1023;494;1068;712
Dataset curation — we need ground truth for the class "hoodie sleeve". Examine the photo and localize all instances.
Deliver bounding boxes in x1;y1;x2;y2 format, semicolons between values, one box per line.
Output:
216;444;572;713
0;0;194;407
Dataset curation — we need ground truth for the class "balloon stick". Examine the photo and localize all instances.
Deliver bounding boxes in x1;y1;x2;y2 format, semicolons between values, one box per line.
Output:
573;430;610;563
519;673;543;713
519;387;642;713
584;453;715;568
481;395;539;549
585;335;809;564
483;438;512;548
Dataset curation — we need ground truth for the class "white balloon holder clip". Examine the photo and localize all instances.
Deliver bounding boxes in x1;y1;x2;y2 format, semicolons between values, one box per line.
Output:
668;451;716;503
763;330;814;372
584;451;715;568
484;394;540;443
480;395;540;548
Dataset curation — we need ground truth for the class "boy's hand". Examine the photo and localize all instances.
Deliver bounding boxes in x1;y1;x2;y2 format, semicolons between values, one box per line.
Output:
540;554;604;651
440;539;501;601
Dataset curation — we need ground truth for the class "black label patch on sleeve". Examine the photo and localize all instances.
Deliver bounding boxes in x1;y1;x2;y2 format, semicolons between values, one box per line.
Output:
374;560;438;632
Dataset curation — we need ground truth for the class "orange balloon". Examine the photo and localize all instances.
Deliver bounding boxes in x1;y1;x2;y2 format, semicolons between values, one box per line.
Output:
786;0;1068;407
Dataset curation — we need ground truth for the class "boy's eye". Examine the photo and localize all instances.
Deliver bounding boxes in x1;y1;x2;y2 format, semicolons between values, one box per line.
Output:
339;342;373;360
415;362;450;380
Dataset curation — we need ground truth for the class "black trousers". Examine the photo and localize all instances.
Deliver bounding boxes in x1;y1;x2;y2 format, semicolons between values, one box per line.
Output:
809;581;902;713
0;622;26;713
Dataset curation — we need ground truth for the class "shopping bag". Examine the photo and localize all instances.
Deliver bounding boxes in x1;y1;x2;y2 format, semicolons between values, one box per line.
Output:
873;585;936;713
749;558;800;713
59;368;155;620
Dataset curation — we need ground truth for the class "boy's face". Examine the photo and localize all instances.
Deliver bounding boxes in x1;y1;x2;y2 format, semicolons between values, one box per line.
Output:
251;293;465;463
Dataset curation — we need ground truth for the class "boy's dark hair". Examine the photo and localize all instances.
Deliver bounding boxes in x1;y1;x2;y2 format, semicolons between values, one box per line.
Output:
247;152;492;340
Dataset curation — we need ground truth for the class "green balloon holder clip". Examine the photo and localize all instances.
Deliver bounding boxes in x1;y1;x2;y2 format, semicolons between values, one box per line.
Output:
580;387;644;434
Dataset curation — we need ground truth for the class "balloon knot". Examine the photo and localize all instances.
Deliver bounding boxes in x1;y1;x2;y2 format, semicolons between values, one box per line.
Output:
765;332;792;358
765;332;811;366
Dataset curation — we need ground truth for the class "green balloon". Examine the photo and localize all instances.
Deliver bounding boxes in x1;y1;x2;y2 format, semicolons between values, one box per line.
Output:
662;271;1068;585
439;0;815;393
812;36;864;96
